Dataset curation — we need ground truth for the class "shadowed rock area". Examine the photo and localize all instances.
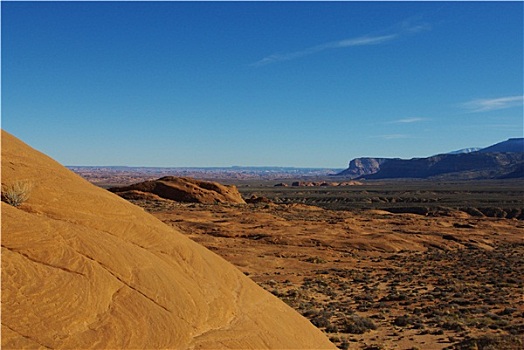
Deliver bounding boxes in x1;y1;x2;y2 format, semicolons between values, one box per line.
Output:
109;176;246;204
1;130;335;349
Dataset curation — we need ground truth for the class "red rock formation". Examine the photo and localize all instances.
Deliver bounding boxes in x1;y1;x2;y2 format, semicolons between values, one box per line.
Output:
110;176;246;204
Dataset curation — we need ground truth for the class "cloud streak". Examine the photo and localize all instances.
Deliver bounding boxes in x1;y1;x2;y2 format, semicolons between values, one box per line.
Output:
251;34;397;67
461;95;524;112
390;117;428;124
251;21;429;67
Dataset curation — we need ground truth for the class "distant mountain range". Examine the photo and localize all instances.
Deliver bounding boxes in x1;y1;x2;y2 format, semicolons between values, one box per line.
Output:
336;138;524;180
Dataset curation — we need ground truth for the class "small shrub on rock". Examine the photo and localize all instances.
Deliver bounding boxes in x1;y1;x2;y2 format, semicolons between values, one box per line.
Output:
1;180;32;207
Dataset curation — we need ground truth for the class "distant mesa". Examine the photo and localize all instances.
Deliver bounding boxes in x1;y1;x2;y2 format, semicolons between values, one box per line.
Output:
335;158;391;178
2;130;334;349
337;138;524;180
109;176;246;204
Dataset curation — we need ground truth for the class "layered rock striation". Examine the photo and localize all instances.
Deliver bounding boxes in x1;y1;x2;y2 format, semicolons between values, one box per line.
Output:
1;130;334;349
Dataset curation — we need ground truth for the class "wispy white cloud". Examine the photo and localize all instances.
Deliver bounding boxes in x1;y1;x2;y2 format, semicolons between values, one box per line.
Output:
461;95;524;112
335;34;398;48
390;117;428;124
251;20;429;67
398;20;432;34
251;34;396;67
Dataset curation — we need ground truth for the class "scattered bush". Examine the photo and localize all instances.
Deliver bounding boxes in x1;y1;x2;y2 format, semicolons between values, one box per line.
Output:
342;315;377;334
440;320;466;332
393;315;411;327
454;334;523;350
1;180;32;207
311;315;331;328
339;340;350;350
363;345;384;350
304;256;327;264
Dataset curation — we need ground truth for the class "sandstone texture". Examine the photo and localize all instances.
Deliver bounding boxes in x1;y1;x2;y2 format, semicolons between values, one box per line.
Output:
109;176;246;204
1;130;334;349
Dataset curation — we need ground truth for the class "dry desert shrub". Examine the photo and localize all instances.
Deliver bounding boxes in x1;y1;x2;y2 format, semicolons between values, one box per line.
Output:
453;334;523;350
2;180;33;207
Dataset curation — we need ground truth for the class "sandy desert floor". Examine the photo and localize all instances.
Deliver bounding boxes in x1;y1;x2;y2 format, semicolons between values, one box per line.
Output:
123;197;524;350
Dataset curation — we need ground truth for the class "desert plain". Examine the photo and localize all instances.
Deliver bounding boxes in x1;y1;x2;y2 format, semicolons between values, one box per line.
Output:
105;176;524;350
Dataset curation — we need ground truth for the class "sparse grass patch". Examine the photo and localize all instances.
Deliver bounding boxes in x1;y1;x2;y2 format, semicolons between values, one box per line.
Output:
304;256;327;264
2;180;33;207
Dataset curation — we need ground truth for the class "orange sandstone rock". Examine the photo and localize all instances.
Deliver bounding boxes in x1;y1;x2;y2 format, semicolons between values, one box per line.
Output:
1;130;335;350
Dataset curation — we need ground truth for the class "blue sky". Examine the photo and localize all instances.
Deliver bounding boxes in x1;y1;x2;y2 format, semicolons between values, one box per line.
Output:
2;1;523;168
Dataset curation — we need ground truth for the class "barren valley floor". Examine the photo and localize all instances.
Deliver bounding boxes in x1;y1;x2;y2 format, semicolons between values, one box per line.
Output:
115;179;524;350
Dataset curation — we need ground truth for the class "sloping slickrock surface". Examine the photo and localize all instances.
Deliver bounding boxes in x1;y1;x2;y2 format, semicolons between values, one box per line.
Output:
109;176;246;204
1;130;334;349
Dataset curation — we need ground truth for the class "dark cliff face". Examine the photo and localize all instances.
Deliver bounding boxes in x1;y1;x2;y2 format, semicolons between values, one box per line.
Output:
359;153;524;180
336;158;391;178
337;139;524;180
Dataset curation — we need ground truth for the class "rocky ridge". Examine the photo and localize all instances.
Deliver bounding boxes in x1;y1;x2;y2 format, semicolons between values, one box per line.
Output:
109;176;246;204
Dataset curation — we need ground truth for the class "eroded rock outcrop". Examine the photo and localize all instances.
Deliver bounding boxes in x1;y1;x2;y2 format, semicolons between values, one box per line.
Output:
109;176;246;204
1;130;334;349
